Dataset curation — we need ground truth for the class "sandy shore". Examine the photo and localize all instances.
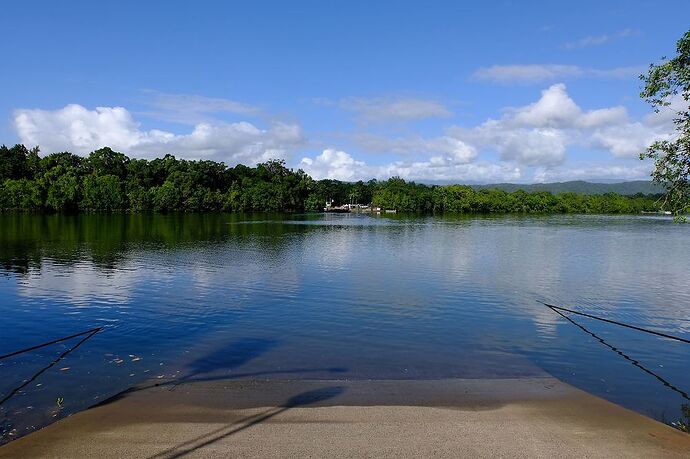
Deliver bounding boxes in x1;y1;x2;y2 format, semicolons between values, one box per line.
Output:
1;377;689;458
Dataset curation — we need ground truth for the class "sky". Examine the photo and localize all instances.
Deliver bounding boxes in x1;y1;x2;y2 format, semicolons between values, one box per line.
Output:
2;0;689;184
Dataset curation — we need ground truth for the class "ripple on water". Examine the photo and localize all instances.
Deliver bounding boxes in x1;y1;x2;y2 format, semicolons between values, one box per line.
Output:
1;213;689;442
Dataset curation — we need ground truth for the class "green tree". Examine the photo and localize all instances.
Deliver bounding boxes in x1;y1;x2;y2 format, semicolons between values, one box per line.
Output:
0;144;30;180
126;184;152;211
435;185;474;212
87;147;129;179
43;169;81;212
0;143;661;214
640;30;690;220
39;152;84;173
152;179;183;212
82;174;125;211
0;179;42;210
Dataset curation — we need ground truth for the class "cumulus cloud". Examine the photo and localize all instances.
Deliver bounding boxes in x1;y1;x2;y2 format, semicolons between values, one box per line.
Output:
339;96;451;122
348;84;652;169
505;84;627;129
449;84;675;165
588;122;666;157
300;148;653;185
457;123;568;166
12;83;681;183
14;104;304;165
473;64;642;84
353;133;477;162
300;149;521;183
300;83;678;182
299;148;369;181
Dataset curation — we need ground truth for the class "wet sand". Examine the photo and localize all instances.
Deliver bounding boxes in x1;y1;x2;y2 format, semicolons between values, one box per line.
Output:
1;377;689;458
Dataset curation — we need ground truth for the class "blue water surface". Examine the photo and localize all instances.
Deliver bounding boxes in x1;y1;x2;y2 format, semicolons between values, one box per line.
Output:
1;213;689;440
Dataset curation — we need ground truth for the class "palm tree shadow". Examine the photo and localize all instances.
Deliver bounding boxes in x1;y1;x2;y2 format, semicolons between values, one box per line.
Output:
148;386;346;459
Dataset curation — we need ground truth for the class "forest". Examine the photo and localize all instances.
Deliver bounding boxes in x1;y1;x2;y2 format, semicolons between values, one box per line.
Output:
0;144;661;214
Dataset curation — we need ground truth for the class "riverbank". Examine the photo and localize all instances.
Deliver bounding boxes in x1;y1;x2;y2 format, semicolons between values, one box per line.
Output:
1;377;688;458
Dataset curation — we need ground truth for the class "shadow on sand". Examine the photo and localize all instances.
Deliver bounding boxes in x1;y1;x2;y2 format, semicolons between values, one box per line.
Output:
95;337;348;407
147;386;346;459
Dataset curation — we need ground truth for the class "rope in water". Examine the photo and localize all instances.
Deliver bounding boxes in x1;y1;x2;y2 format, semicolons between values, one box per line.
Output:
0;327;103;361
538;301;690;345
0;327;102;407
544;302;690;402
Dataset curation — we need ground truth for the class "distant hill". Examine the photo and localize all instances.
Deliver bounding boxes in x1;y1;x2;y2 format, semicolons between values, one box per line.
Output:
471;180;664;196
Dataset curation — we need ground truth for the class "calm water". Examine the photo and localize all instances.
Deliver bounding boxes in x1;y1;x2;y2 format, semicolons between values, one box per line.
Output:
1;213;689;441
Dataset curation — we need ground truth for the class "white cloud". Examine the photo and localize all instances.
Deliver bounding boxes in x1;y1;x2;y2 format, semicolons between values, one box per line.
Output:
339;96;451;122
14;104;304;165
473;64;642;84
353;133;477;162
449;85;574;166
300;148;654;185
300;148;521;183
12;84;682;184
474;65;583;83
299;148;368;181
140;90;261;124
563;29;637;49
349;84;647;169
457;123;568;166
448;84;675;165
565;34;610;49
299;83;679;182
533;163;652;183
505;84;627;129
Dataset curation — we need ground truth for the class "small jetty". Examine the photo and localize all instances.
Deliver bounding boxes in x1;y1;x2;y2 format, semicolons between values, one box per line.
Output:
323;205;350;213
323;199;394;214
323;199;351;213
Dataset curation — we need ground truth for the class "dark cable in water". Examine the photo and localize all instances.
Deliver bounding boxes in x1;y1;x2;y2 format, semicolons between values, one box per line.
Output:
537;301;690;345
0;327;103;361
543;303;690;402
0;327;102;407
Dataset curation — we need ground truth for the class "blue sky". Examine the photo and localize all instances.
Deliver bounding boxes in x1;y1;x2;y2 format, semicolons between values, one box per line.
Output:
2;0;688;183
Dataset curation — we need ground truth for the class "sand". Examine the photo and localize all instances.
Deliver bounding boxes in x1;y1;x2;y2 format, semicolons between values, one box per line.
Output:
0;377;689;458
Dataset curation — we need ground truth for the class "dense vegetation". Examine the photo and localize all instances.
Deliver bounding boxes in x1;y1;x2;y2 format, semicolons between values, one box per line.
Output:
0;144;661;214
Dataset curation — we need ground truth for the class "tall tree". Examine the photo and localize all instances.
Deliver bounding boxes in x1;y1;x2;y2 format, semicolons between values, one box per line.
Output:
640;30;690;220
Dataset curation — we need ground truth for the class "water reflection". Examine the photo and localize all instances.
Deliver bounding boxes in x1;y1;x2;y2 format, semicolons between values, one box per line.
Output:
1;213;689;442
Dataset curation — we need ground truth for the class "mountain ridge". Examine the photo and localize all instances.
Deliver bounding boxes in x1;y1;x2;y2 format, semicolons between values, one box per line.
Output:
469;180;663;196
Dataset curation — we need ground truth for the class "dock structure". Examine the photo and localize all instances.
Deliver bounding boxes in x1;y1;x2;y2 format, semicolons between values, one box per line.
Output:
323;199;399;214
323;199;394;214
323;199;351;213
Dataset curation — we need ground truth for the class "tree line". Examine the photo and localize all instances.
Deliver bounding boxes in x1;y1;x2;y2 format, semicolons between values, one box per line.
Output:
0;144;661;214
